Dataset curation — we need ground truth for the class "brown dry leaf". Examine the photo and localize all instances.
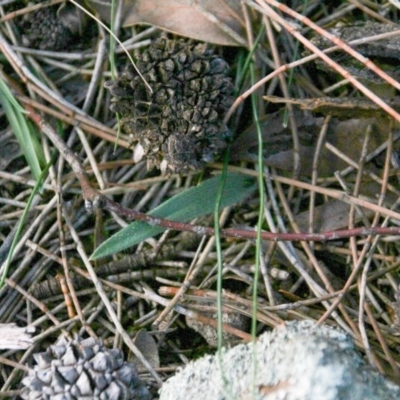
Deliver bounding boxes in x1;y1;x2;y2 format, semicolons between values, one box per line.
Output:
89;0;246;46
230;109;325;175
294;180;399;232
231;109;394;176
294;199;373;233
233;108;399;231
130;329;160;372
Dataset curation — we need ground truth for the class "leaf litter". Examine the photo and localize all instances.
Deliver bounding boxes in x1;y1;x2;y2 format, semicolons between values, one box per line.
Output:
1;0;400;396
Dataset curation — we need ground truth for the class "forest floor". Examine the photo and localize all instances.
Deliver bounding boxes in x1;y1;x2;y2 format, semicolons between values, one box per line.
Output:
2;0;400;398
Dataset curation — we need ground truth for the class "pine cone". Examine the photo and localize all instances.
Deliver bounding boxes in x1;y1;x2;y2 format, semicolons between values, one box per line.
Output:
105;37;234;173
21;336;151;400
15;1;86;50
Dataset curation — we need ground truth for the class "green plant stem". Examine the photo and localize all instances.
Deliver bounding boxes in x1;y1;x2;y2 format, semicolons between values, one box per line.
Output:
109;0;116;76
0;155;55;289
250;62;266;398
214;148;234;399
283;0;308;127
236;25;265;94
109;0;122;152
215;150;230;350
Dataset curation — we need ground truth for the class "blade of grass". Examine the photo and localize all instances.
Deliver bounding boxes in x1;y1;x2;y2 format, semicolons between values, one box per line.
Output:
283;0;308;127
0;76;45;182
215;149;236;400
215;160;228;350
250;62;266;398
109;0;123;152
0;155;55;289
236;25;265;93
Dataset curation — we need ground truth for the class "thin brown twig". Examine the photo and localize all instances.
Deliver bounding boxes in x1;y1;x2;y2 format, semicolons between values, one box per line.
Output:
62;211;163;385
225;0;400;127
259;0;400;93
5;278;71;338
364;301;400;381
0;0;65;22
17;96;130;148
17;90;400;243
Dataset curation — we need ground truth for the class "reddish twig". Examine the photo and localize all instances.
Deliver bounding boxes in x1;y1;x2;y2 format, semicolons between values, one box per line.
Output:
17;97;400;244
2;34;399;246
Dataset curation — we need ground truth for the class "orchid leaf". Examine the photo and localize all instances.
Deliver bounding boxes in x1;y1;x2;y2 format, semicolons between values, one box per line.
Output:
91;172;255;259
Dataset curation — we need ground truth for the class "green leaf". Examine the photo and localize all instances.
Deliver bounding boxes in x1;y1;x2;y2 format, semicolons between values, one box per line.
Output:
91;172;256;259
0;78;44;182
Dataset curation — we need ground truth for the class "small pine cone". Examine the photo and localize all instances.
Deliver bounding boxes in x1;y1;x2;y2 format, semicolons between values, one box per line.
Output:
105;37;235;173
21;336;151;400
15;1;85;50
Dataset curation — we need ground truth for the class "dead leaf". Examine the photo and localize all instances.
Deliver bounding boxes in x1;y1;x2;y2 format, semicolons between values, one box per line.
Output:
294;199;371;232
294;181;398;232
88;0;246;46
58;1;88;36
231;109;329;175
130;329;160;372
231;109;394;176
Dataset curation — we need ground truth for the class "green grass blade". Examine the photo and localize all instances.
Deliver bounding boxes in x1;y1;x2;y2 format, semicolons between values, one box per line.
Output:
0;78;44;181
0;156;54;289
214;151;236;400
250;62;266;399
91;172;256;259
0;78;27;113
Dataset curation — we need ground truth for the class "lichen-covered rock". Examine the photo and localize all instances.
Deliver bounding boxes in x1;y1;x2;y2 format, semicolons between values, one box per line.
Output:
105;37;234;173
159;320;400;400
21;336;151;400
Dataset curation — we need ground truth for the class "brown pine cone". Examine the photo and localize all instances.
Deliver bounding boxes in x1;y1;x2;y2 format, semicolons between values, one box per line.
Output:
105;37;235;173
15;1;86;51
